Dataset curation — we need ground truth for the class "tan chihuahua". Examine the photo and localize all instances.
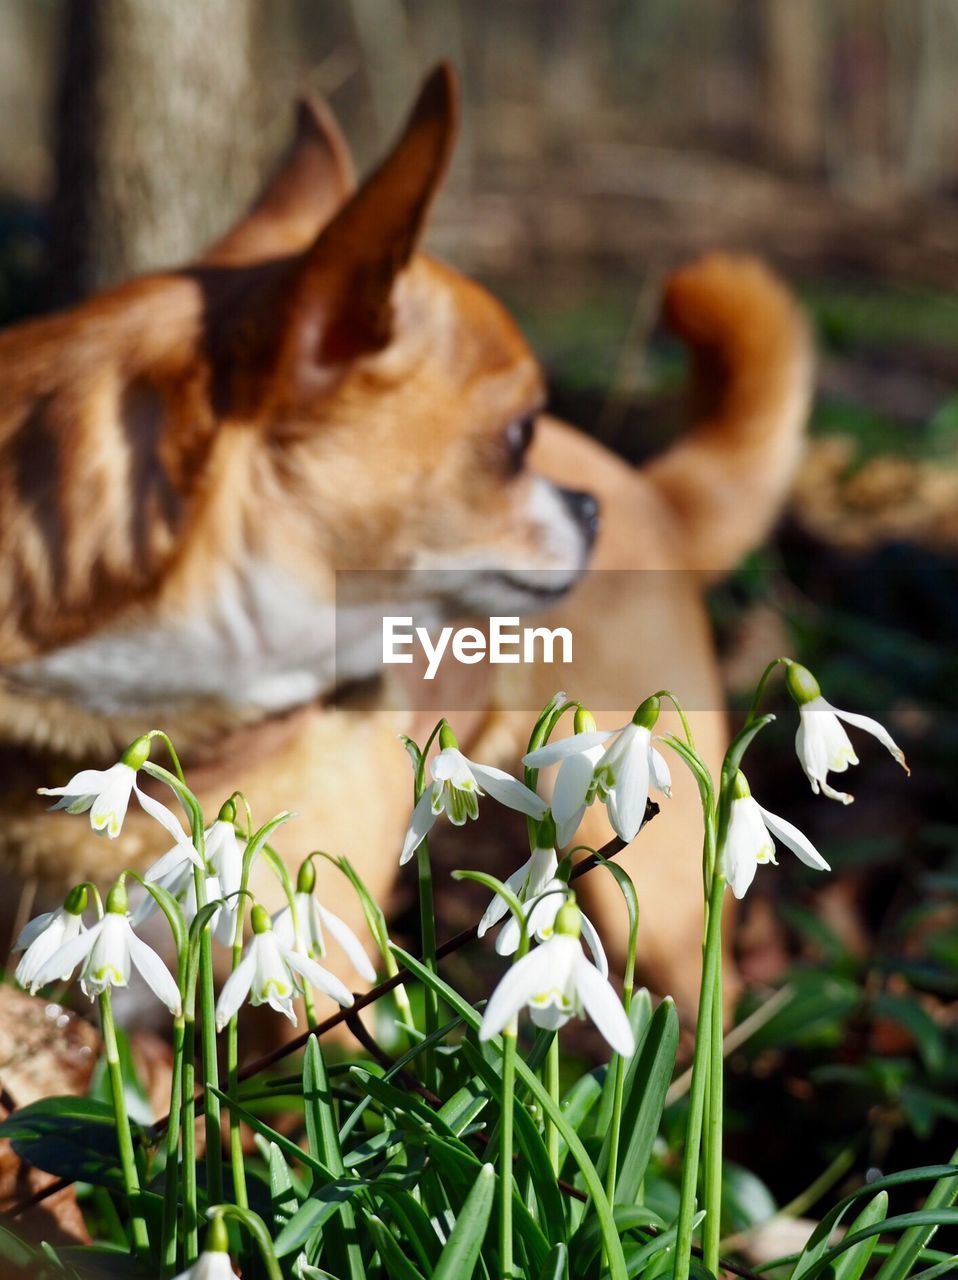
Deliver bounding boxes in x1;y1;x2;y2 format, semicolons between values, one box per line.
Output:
0;65;811;1020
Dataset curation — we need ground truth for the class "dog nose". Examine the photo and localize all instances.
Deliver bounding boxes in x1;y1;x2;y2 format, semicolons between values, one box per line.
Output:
559;487;600;543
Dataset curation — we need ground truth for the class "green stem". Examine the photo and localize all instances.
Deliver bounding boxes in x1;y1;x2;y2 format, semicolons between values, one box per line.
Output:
702;918;725;1273
605;923;637;1207
500;1023;517;1279
546;1033;560;1176
416;836;439;1092
745;657;789;723
160;1014;186;1277
99;991;150;1257
674;870;726;1280
226;1010;248;1211
181;1000;199;1262
193;867;223;1205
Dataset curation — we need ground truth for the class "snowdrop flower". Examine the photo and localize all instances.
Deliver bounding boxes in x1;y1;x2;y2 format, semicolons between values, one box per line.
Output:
38;735;190;845
139;800;245;945
401;725;547;865
477;817;609;971
32;881;181;1015
173;1216;236;1279
786;662;909;805
723;771;830;900
14;885;88;995
215;904;353;1031
273;858;376;983
479;898;634;1056
523;699;671;845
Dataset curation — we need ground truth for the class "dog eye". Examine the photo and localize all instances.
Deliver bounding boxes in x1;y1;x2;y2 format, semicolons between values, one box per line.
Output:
504;415;536;468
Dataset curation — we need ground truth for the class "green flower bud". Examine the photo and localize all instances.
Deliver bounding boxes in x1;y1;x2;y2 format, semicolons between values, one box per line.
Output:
731;770;751;801
785;662;821;707
438;723;459;751
632;695;661;730
64;884;88;916
535;812;557;850
574;706;597;735
297;857;317;895
205;1213;230;1254
119;734;151;771
553;897;581;939
217;798;237;824
106;880;129;915
250;903;272;935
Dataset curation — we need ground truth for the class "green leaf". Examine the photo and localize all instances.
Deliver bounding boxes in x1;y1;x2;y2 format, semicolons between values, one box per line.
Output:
0;1223;38;1271
537;1242;569;1280
460;1040;566;1244
365;1213;427;1280
210;1086;335;1181
794;1165;958;1280
831;1191;888;1280
0;1095;142;1190
802;1211;958;1280
433;1163;496;1280
601;997;679;1205
374;1185;443;1271
272;1180;363;1257
268;1141;301;1229
873;994;947;1076
570;1205;667;1274
392;944;629;1280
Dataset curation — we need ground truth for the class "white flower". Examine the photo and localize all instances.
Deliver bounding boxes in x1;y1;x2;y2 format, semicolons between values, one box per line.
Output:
38;738;191;846
523;700;671;845
477;836;608;973
479;902;633;1056
174;1217;236;1278
401;733;547;865
724;773;830;900
215;905;354;1031
14;889;88;995
32;885;181;1015
274;892;376;984
173;1250;236;1280
139;813;246;945
795;695;908;805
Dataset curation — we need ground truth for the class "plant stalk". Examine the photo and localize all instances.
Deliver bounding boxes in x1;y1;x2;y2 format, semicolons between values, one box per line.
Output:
500;1022;517;1279
99;991;150;1257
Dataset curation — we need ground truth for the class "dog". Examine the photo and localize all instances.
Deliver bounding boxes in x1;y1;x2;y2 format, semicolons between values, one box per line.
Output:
0;64;811;1022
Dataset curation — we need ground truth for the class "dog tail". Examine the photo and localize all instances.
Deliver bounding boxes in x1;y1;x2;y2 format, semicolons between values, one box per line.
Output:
644;253;813;575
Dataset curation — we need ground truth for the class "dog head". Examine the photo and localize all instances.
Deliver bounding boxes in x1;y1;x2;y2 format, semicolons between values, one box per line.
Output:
3;65;597;716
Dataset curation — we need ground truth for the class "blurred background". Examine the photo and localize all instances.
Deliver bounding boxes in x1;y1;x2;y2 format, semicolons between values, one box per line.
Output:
1;0;957;1244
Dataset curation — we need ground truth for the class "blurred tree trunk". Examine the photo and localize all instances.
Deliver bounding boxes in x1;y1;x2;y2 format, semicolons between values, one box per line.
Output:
49;0;278;303
762;0;825;174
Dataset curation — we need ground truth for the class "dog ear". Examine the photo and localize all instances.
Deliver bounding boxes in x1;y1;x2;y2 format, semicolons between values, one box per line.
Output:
202;94;357;266
280;62;458;372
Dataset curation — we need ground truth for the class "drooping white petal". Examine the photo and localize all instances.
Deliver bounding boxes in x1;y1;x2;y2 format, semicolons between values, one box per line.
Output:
573;953;635;1057
522;730;616;769
479;944;557;1040
215;951;256;1031
284;948;354;1007
127;927;182;1015
316;904;376;983
33;919;100;988
145;842;203;883
90;770;135;838
251;933;298;1022
431;748;477;789
551;749;600;847
173;1249;237;1280
272;904;296;949
759;806;831;872
134;782;194;848
578;912;609;978
81;914;132;995
604;727;650;843
649;746;673;797
829;703;909;772
14;910;57;953
37;766;119;799
468;763;548;819
724;798;765;900
400;788;439;864
478;859;532;938
16;910;84;992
